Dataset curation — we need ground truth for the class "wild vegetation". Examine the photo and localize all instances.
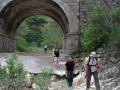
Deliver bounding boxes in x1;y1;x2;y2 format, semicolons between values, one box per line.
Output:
16;16;63;52
16;5;120;59
32;69;53;90
1;4;120;90
81;5;120;53
0;52;26;90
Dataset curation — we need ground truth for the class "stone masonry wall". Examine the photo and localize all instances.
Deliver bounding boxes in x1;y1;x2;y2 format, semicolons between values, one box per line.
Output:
0;0;119;33
63;0;120;30
79;0;120;30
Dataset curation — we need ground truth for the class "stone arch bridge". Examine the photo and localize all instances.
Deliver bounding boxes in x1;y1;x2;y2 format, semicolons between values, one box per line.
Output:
0;0;79;53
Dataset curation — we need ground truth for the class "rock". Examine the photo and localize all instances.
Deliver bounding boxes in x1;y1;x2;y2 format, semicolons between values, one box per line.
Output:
101;78;120;90
32;83;40;90
25;73;32;88
113;85;120;90
98;47;120;90
103;81;116;90
51;75;58;82
23;87;33;90
1;60;7;67
73;74;85;86
99;66;120;80
49;80;69;90
101;78;115;85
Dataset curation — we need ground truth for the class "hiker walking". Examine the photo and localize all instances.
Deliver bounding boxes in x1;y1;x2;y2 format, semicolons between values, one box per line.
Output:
44;45;47;54
84;52;100;90
53;48;60;67
65;56;75;87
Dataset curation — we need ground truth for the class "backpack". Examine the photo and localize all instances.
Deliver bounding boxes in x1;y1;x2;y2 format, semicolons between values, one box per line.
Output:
87;57;98;72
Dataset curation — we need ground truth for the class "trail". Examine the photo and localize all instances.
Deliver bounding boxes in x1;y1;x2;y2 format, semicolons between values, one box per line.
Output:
0;53;95;90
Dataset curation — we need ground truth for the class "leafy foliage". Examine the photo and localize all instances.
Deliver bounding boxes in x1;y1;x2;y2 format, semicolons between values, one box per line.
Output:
25;29;44;47
81;5;110;52
16;36;28;51
25;16;46;47
0;52;26;90
41;18;63;49
112;7;120;23
26;16;48;29
109;7;120;49
16;16;63;52
81;5;120;53
33;69;53;90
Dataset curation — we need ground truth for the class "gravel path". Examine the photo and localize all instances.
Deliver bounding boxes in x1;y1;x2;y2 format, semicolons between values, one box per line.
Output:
0;53;95;90
0;53;67;74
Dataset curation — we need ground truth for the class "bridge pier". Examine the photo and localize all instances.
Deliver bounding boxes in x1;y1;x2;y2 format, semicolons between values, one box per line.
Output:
0;34;15;52
63;34;79;54
0;33;79;54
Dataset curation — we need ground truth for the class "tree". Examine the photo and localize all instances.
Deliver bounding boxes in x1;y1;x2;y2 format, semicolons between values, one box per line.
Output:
81;5;110;52
25;16;48;47
26;16;48;29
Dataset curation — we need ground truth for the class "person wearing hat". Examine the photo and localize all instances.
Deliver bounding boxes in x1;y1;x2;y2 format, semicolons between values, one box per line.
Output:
84;52;100;90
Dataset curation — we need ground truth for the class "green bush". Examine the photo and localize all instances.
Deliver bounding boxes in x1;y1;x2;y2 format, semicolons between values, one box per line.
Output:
25;29;44;47
81;5;120;53
0;52;26;90
33;69;53;90
81;5;111;52
112;7;120;23
81;25;103;52
16;36;28;52
109;7;120;48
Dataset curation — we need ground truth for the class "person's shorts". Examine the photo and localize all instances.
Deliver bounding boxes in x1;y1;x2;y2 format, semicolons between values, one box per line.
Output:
54;57;60;61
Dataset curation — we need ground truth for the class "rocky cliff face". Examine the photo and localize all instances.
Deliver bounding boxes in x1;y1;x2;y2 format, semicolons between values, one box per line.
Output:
97;46;120;90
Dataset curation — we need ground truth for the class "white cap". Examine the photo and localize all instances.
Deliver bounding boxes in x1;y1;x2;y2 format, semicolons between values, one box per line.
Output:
90;52;96;57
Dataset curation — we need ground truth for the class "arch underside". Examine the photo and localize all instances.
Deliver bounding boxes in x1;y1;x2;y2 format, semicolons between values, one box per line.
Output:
0;0;70;37
0;0;79;53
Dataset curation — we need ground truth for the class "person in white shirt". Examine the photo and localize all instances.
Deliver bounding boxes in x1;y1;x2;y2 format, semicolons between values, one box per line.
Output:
84;52;100;90
52;48;55;56
44;45;47;54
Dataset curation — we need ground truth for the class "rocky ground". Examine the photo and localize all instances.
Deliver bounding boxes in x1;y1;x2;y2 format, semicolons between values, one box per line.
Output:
0;51;120;90
0;53;95;90
97;47;120;90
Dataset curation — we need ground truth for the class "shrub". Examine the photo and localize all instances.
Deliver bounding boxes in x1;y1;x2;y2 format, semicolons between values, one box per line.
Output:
112;7;120;23
81;5;110;53
108;7;120;49
32;69;53;90
0;52;26;90
16;36;28;52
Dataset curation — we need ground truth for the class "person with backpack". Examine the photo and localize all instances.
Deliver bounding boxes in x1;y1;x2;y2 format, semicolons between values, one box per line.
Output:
65;56;75;87
84;52;100;90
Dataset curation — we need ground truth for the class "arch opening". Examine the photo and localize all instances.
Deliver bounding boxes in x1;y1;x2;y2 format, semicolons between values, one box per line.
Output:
0;0;79;53
0;0;69;36
16;15;64;52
